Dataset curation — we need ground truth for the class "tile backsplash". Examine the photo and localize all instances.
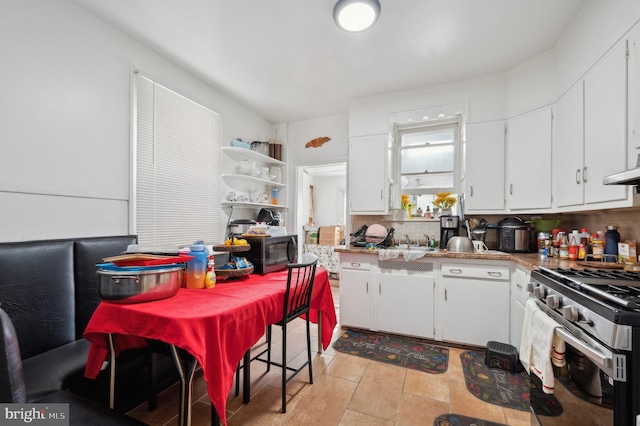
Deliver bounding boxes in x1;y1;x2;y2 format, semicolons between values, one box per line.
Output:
351;207;640;248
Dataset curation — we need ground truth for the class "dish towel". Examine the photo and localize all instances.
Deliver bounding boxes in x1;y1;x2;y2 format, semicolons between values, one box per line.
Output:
519;298;538;372
519;299;566;394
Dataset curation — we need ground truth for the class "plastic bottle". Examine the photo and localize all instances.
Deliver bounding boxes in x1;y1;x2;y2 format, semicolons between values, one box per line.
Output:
205;254;216;289
580;228;590;252
578;243;586;260
604;225;620;263
186;243;208;289
568;232;579;261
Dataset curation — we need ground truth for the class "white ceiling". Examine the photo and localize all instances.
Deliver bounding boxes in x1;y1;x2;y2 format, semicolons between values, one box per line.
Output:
70;0;588;124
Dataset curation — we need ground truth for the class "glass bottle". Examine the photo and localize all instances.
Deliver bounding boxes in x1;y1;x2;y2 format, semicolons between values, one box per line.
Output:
568;233;579;261
558;232;569;259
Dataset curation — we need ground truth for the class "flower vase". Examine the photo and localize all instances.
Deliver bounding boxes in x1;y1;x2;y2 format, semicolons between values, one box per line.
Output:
405;206;412;220
440;208;452;217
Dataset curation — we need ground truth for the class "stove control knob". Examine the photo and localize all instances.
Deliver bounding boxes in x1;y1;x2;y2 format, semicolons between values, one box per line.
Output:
533;286;546;300
562;305;578;322
526;282;535;293
546;294;559;309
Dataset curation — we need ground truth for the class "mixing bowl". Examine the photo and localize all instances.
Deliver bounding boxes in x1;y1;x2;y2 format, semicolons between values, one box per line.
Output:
446;236;474;253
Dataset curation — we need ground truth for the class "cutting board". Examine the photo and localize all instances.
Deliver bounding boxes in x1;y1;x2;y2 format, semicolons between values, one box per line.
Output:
576;261;624;269
241;233;271;238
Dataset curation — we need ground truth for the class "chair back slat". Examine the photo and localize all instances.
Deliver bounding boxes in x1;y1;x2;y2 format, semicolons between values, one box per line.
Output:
283;254;318;322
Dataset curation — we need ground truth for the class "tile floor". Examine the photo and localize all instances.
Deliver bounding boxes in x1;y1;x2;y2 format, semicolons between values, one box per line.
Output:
125;282;537;425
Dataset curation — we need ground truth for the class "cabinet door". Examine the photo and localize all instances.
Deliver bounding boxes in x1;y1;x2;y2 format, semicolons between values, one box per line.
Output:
554;81;585;208
377;270;434;339
506;108;553;210
584;39;628;204
510;267;531;349
349;135;388;214
465;121;505;211
339;257;372;329
441;264;510;346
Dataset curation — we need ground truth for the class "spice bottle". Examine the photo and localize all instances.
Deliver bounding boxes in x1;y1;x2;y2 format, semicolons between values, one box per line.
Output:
592;233;604;260
558;232;569;259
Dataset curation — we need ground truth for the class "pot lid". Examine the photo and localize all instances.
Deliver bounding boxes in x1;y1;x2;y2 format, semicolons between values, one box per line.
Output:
498;217;528;227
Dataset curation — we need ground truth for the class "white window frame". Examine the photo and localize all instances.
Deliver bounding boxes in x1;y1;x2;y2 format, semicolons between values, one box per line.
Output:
393;116;462;196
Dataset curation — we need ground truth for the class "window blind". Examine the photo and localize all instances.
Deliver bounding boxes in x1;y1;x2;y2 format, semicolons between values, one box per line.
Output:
134;73;221;246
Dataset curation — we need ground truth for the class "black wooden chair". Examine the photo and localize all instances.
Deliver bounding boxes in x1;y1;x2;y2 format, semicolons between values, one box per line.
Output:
238;253;318;413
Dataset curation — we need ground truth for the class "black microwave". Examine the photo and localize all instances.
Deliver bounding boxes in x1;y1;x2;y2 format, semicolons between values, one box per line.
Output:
243;235;298;274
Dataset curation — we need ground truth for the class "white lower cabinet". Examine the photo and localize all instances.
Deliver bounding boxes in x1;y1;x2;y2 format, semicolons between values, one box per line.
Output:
339;254;373;330
510;266;531;349
439;262;510;346
377;261;435;339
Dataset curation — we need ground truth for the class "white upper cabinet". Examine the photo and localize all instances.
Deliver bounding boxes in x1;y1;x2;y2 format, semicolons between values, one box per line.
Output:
554;81;585;208
349;134;389;214
505;108;553;210
583;39;628;204
554;38;628;209
464;121;505;212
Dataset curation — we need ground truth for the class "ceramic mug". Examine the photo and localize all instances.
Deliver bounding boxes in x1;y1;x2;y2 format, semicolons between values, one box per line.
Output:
473;240;488;253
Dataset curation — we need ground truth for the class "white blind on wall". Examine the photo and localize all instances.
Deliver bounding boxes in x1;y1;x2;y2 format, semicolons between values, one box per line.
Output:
134;74;221;245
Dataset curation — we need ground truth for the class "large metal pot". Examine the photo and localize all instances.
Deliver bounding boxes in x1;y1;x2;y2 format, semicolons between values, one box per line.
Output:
98;265;183;303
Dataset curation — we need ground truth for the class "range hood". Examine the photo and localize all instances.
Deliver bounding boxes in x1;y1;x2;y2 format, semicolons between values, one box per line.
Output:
603;154;640;186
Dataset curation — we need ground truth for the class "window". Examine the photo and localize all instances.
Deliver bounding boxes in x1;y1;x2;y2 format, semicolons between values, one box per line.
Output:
133;73;221;245
393;117;461;214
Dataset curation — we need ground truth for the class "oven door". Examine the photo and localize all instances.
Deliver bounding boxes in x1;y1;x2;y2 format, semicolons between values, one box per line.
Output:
530;299;617;425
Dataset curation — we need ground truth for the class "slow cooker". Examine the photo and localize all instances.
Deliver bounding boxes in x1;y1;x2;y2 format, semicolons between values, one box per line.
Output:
497;217;533;253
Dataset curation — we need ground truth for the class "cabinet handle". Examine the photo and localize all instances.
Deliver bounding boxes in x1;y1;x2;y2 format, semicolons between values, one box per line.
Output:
448;268;463;274
509;183;513;195
575;169;581;185
350;262;361;267
379;283;381;295
470;186;474;197
380;189;383;200
583;167;588;183
366;282;369;293
516;283;523;289
487;271;503;277
444;289;447;301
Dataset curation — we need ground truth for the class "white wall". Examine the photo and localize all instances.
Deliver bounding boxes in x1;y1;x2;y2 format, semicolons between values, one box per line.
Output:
311;175;346;228
0;0;272;242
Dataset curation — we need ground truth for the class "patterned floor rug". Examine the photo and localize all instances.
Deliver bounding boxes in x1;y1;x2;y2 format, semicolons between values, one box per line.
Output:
433;413;508;426
460;350;563;416
332;329;449;374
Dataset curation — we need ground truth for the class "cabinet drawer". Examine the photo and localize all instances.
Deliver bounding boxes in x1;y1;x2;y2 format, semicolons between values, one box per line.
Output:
340;255;372;271
441;263;510;281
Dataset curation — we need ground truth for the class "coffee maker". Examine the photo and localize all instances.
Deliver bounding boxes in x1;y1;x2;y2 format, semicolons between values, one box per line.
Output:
439;215;460;249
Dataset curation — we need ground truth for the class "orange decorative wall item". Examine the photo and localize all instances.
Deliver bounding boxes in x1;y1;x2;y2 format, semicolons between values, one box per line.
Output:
305;136;331;148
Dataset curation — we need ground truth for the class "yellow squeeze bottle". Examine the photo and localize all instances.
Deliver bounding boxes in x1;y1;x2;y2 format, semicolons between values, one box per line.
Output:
205;255;216;288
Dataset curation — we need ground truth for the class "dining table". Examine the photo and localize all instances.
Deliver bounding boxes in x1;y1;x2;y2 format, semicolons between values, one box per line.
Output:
83;267;337;426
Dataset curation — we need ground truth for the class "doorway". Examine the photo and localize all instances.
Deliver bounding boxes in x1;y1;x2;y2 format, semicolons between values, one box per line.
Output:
295;162;347;263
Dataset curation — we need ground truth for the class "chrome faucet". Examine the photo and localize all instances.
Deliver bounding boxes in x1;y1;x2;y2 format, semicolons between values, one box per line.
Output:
424;234;432;248
404;234;413;246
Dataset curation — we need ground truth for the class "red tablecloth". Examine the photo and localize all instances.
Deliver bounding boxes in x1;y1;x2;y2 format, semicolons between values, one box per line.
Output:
83;267;336;425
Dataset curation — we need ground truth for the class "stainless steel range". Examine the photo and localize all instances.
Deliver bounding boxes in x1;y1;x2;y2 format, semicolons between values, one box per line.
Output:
529;267;640;425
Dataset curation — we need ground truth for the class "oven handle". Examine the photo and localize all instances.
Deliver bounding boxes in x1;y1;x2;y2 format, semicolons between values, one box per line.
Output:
535;299;613;370
555;327;611;369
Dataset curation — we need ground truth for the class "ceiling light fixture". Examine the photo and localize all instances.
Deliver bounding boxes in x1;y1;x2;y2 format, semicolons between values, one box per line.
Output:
333;0;381;32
